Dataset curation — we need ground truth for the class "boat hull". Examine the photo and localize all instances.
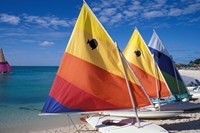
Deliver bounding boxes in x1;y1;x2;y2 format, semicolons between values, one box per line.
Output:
156;102;200;111
99;109;182;119
86;116;168;133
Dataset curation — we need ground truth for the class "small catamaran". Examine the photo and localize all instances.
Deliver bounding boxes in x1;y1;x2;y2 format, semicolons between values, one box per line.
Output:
41;2;168;133
0;48;12;73
148;30;200;111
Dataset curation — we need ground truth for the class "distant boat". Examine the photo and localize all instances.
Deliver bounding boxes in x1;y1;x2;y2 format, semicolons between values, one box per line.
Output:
0;48;12;73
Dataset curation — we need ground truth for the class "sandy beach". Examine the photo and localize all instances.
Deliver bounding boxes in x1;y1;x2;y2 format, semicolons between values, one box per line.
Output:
31;101;200;133
179;69;200;85
16;100;200;133
1;70;200;133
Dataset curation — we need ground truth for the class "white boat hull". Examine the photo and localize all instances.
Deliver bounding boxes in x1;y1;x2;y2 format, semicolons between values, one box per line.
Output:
99;109;182;119
159;102;200;111
187;86;200;98
86;116;168;133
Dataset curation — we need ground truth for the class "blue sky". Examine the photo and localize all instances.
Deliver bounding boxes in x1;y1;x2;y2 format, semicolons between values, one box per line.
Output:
0;0;200;66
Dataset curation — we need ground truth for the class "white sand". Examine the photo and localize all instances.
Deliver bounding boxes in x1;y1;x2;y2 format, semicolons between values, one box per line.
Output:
32;101;200;133
179;70;200;85
179;70;200;80
2;70;200;133
146;99;200;133
22;103;200;133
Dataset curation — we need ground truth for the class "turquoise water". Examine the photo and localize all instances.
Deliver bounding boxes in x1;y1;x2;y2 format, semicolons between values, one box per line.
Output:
0;66;73;132
0;66;58;105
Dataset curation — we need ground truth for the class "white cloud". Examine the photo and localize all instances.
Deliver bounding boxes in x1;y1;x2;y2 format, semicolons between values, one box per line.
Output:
39;41;55;46
168;8;183;16
1;0;200;30
91;0;200;27
92;7;101;12
110;13;123;24
99;0;112;8
49;18;69;27
131;0;141;6
154;0;167;6
143;11;165;19
112;0;127;8
0;13;20;25
99;8;117;16
183;3;200;15
129;1;143;11
123;10;137;17
99;16;109;23
23;15;71;28
21;39;37;43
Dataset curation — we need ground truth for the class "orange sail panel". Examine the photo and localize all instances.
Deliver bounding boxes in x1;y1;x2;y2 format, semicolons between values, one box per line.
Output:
42;4;151;113
123;29;171;99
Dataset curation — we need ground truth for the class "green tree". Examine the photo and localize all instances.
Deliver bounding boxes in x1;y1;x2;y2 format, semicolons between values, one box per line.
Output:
194;58;200;64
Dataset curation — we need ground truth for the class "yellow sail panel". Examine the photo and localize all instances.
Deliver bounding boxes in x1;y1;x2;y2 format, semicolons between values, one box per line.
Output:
65;4;126;79
123;29;165;82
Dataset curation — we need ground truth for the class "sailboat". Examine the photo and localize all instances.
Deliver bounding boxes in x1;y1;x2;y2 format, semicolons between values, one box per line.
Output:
103;28;182;119
0;48;12;73
41;2;168;133
123;28;172;103
148;30;200;111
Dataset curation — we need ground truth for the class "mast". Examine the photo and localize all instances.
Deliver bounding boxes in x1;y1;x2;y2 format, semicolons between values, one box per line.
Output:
116;43;140;127
152;53;161;110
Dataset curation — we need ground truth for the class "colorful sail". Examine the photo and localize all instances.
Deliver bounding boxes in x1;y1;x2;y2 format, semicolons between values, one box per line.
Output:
123;28;171;99
148;30;189;98
0;48;12;73
42;3;151;113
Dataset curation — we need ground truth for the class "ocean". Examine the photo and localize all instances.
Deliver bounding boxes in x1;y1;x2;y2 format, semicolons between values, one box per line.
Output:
0;66;76;133
0;66;57;105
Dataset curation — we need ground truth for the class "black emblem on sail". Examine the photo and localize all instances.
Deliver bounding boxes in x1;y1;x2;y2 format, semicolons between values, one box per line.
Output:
155;52;161;58
87;39;98;50
134;50;141;57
